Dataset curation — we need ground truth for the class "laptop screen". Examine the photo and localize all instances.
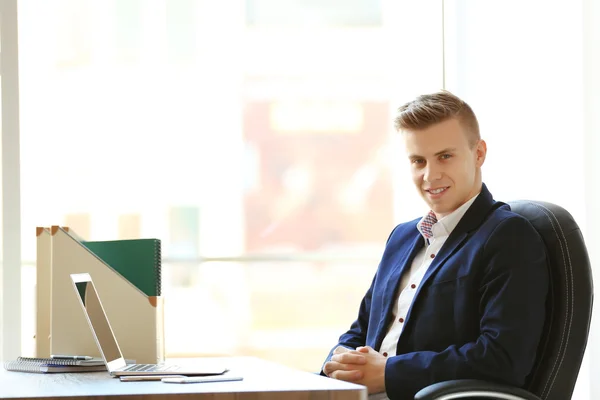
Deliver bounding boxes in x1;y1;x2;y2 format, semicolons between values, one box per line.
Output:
72;274;124;364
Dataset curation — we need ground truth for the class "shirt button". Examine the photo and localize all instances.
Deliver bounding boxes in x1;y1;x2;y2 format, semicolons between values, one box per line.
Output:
430;253;435;259
383;352;388;357
399;317;404;323
411;284;416;289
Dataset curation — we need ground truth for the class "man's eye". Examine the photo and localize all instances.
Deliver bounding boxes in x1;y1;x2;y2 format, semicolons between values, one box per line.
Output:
440;154;452;160
412;159;425;165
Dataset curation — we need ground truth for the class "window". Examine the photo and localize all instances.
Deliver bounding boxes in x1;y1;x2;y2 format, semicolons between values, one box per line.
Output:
246;0;383;27
17;0;442;371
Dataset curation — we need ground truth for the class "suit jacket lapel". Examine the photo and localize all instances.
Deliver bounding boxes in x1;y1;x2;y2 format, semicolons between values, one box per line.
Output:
404;184;498;325
417;231;468;291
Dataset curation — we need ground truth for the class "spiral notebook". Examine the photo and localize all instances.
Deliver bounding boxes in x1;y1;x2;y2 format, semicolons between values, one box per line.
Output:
83;239;162;297
4;357;107;374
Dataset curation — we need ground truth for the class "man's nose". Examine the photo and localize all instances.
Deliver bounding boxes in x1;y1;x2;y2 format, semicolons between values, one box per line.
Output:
423;164;442;182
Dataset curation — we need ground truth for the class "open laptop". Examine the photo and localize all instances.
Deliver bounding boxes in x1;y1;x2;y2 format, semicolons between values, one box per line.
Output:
70;272;228;377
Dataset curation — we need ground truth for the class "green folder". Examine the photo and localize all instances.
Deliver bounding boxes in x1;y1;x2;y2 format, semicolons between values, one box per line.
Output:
82;239;161;297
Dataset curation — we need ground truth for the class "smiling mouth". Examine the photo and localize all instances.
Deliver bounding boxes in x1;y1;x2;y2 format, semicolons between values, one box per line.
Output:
425;187;449;195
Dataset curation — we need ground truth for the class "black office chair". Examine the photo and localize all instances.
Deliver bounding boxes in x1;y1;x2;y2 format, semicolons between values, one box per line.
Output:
415;200;594;400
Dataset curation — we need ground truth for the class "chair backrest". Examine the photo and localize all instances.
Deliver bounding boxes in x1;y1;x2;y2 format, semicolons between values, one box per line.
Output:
508;200;594;400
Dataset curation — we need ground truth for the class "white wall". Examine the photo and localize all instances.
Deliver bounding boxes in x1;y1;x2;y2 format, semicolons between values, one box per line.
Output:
582;0;600;398
444;0;598;399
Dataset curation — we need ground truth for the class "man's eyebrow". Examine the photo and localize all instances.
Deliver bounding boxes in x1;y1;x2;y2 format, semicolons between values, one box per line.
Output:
434;148;456;156
408;148;457;159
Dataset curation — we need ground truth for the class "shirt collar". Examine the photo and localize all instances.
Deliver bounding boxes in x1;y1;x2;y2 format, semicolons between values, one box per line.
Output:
417;192;480;240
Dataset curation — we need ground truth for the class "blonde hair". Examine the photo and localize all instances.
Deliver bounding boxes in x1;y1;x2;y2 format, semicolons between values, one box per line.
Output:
394;90;480;146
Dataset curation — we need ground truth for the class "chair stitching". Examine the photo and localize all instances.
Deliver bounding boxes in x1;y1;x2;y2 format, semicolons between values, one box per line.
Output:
511;201;573;399
515;202;570;399
537;204;574;399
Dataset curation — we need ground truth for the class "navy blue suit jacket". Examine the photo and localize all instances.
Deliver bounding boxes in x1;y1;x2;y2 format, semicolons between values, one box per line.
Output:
323;184;549;399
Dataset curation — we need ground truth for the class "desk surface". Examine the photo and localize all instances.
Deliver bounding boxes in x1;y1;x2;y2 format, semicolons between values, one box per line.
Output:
0;357;367;400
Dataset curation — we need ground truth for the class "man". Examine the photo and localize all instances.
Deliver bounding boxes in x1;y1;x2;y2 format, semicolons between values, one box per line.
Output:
321;91;549;399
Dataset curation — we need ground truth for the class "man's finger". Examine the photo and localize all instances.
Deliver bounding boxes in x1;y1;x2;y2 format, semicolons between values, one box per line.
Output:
356;346;378;355
333;346;350;354
324;359;363;376
323;361;346;376
323;361;334;376
325;360;353;372
330;369;363;382
331;353;367;365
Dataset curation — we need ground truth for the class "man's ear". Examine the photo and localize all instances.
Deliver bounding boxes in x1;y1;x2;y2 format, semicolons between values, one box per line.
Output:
475;139;487;167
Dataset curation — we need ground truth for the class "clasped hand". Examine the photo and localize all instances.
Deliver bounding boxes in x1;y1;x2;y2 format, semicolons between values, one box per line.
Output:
323;346;387;394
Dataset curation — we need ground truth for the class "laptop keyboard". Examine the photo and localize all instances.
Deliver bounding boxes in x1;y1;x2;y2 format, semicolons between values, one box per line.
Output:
123;364;177;372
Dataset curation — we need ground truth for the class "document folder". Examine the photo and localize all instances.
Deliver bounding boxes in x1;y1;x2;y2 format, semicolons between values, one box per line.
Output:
49;226;164;364
35;227;52;358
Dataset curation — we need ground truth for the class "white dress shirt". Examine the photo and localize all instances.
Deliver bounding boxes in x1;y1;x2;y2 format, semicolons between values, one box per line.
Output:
369;194;479;400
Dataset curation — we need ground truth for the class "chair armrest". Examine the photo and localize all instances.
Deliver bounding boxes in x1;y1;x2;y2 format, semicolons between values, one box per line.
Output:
414;379;542;400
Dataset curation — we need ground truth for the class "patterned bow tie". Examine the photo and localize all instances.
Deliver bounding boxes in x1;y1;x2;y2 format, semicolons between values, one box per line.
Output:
421;211;438;239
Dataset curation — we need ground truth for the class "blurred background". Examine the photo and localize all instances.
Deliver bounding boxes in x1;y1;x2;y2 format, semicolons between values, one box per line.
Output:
1;1;598;399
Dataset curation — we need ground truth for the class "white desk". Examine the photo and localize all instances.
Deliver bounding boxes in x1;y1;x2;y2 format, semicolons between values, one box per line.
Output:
0;357;367;400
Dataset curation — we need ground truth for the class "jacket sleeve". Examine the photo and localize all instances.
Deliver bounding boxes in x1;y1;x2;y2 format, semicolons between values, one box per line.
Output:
384;217;549;399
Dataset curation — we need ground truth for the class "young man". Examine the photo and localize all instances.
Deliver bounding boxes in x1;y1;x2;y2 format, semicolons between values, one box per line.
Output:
321;91;549;400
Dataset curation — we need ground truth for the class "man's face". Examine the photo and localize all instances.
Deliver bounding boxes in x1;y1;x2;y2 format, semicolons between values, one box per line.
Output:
402;118;486;219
